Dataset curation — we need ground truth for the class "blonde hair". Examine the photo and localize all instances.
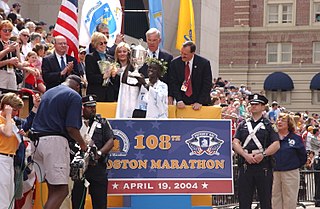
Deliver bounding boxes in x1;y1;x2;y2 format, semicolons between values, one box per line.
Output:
0;20;13;30
277;112;296;133
91;32;108;49
0;93;23;110
114;42;130;64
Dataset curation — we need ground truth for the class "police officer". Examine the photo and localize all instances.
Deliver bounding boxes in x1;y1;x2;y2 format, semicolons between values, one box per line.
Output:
71;94;114;209
232;94;280;209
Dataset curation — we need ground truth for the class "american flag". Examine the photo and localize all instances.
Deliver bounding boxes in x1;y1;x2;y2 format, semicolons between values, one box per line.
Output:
53;0;79;60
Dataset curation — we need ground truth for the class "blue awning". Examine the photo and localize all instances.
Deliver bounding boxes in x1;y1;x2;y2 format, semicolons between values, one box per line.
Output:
263;72;294;91
310;73;320;90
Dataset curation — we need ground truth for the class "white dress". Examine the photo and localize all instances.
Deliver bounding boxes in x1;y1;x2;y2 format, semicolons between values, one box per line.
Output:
115;71;140;118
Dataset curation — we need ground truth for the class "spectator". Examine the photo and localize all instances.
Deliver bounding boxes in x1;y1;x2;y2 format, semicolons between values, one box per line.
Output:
0;0;10;15
23;51;46;93
0;20;21;90
71;94;114;209
11;2;21;19
170;41;212;110
6;12;19;36
18;29;31;61
85;32;113;101
272;113;307;209
29;32;42;50
42;35;79;90
25;21;36;33
0;92;24;209
268;101;280;123
133;58;168;118
31;75;87;209
78;47;87;96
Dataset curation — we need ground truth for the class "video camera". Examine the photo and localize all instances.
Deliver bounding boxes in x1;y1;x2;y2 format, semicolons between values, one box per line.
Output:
70;145;97;181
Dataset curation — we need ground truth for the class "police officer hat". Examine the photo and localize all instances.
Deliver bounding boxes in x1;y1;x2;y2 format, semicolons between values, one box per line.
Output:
82;94;97;107
248;94;268;105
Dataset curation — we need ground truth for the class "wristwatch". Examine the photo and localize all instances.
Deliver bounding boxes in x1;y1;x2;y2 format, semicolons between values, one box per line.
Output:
262;151;267;157
97;150;102;157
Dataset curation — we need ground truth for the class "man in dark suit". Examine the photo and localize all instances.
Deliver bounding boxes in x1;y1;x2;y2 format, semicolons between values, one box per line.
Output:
42;35;79;90
170;41;212;110
139;28;173;103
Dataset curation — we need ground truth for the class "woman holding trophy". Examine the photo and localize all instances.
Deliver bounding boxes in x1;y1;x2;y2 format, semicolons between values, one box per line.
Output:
115;42;140;118
85;32;119;102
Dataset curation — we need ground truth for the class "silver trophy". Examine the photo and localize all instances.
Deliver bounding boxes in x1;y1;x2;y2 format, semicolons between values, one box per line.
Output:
97;60;111;86
130;39;147;77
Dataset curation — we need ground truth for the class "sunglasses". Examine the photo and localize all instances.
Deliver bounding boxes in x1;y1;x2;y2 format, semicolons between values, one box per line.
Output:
21;34;29;37
2;29;12;33
99;41;107;46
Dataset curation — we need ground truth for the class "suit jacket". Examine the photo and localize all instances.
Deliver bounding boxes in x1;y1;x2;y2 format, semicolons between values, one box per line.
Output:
42;53;79;90
139;48;173;95
170;54;212;105
85;50;115;102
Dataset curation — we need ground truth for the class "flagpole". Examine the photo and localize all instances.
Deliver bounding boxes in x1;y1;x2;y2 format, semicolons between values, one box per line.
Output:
120;0;125;34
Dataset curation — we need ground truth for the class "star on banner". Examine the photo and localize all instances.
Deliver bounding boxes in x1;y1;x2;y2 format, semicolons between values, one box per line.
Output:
202;182;209;189
151;121;161;129
112;183;119;189
125;121;135;128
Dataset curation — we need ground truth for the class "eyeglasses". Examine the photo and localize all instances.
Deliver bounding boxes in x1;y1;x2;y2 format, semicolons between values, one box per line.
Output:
2;29;12;33
21;34;29;37
99;41;107;46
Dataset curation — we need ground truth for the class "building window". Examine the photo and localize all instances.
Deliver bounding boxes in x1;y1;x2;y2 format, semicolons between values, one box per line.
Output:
314;3;320;22
267;4;293;24
311;90;320;104
313;42;320;63
266;91;291;104
267;43;292;64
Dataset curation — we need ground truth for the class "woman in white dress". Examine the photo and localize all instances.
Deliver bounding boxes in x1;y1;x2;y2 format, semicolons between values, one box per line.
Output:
115;42;140;118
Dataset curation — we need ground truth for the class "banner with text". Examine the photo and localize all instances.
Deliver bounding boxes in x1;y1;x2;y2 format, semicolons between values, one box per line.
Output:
107;119;233;195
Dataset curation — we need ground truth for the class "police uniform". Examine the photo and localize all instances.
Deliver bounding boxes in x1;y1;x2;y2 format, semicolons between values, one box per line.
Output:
234;94;280;209
71;95;114;209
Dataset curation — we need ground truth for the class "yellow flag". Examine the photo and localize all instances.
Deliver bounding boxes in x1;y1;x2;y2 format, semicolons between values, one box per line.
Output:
176;0;196;50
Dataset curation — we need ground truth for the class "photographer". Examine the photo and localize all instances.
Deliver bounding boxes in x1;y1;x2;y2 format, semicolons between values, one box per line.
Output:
31;75;87;209
71;94;114;209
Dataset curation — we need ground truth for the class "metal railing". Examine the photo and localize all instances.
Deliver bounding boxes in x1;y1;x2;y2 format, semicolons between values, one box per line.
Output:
212;166;320;208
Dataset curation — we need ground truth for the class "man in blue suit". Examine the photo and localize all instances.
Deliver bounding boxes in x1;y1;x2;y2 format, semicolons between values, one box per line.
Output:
42;35;79;90
139;28;173;103
170;41;212;110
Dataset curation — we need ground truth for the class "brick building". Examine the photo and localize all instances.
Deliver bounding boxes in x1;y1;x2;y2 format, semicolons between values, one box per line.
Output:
219;0;320;113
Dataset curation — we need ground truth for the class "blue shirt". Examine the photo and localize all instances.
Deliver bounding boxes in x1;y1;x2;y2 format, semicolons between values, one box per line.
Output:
274;132;307;171
32;85;82;137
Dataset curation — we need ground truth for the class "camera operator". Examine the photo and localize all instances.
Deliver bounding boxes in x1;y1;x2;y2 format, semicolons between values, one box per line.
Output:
31;75;87;209
71;94;114;209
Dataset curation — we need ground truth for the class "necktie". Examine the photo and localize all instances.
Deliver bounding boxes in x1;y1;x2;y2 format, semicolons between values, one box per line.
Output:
152;52;156;58
185;62;192;97
61;56;66;70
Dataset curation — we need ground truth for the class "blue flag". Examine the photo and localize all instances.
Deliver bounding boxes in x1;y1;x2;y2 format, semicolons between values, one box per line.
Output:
148;0;164;48
79;0;122;47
